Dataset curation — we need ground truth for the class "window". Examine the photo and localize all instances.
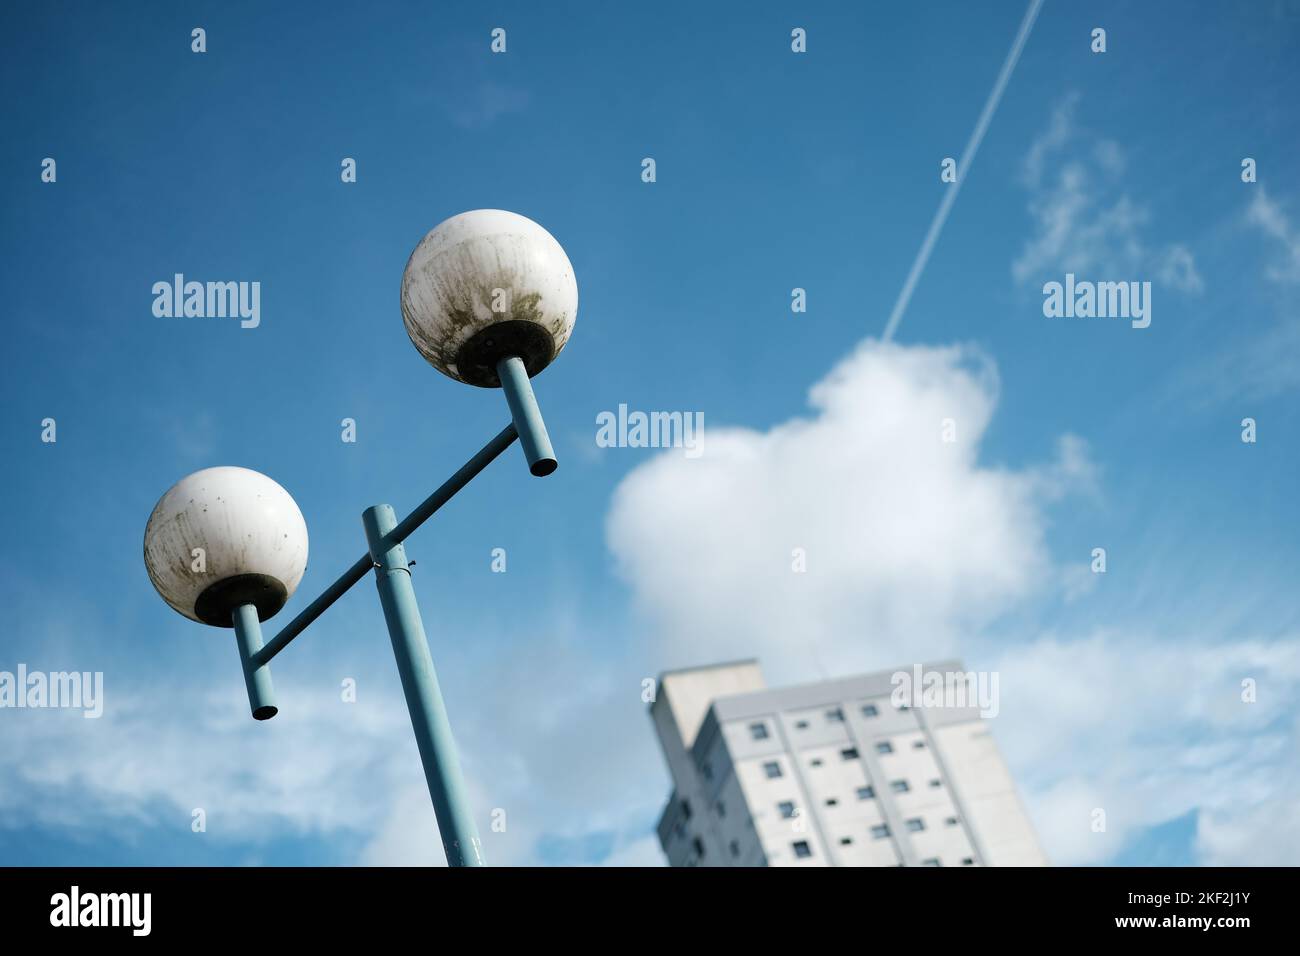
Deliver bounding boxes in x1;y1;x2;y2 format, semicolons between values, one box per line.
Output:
826;707;845;722
792;841;813;859
778;801;797;819
890;780;910;793
809;758;823;767
825;797;839;807
841;747;859;760
795;719;809;730
840;837;854;845
716;800;726;818
921;858;941;867
945;816;959;826
870;824;891;839
729;840;740;858
876;741;894;754
680;798;692;820
749;722;769;741
929;779;942;788
763;761;782;779
856;786;875;800
692;837;705;858
700;761;713;781
862;703;879;717
913;740;926;749
906;818;925;832
962;857;975;866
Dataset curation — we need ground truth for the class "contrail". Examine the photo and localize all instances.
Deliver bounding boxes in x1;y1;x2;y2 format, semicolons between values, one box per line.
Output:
881;0;1044;342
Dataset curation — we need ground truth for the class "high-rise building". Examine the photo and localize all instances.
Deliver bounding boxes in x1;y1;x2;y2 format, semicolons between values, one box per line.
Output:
650;659;1047;867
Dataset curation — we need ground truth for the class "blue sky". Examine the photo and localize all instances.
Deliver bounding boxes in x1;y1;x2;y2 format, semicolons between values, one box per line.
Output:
2;0;1299;867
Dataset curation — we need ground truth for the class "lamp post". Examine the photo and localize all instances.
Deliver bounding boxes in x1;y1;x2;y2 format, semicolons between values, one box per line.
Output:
142;210;577;867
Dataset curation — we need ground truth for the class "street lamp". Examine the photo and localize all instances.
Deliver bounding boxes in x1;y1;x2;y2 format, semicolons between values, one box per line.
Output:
143;209;576;867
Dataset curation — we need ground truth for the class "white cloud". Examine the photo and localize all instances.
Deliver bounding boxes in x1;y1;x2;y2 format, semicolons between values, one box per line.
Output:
1162;186;1300;404
0;678;414;841
1246;187;1300;283
1013;96;1203;293
606;337;1300;867
0;619;667;867
607;339;1090;682
993;633;1300;865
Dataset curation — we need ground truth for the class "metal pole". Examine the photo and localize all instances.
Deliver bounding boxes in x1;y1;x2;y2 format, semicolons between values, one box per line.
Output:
251;423;520;669
496;355;557;476
232;603;278;720
362;503;485;867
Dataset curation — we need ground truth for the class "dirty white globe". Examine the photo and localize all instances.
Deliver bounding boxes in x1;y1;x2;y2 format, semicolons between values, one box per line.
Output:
400;209;578;387
143;466;309;626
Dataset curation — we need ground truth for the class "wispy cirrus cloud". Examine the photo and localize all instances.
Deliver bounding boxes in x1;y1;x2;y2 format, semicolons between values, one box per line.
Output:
1163;185;1300;404
1013;94;1203;294
1246;187;1300;284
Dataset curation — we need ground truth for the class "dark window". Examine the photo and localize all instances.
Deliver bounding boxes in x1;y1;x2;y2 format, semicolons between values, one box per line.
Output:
763;761;782;779
792;841;813;859
680;799;692;820
730;840;740;858
876;741;894;754
778;801;797;819
922;858;941;867
870;824;890;839
692;836;705;857
862;704;879;717
891;780;910;793
700;761;713;781
906;818;925;832
856;786;875;800
962;857;975;866
840;836;854;845
841;747;859;760
716;800;726;818
929;778;942;788
826;707;845;722
913;740;926;749
810;758;823;767
749;722;769;740
825;797;839;807
795;719;809;730
945;816;959;826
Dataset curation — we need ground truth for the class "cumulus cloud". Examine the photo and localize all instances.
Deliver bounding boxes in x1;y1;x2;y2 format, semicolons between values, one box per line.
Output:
1013;95;1203;294
607;339;1091;681
606;337;1300;867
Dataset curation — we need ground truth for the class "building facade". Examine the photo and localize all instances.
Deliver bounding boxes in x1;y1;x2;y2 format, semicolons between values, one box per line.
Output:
650;660;1047;867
